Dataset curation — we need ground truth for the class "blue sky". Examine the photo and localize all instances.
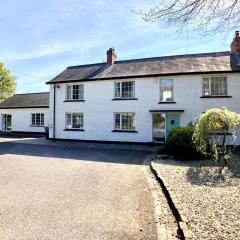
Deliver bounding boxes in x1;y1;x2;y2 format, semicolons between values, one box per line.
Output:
0;0;234;93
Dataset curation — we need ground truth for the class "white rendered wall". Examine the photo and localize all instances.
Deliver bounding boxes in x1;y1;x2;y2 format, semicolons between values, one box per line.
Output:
48;73;240;142
0;108;49;133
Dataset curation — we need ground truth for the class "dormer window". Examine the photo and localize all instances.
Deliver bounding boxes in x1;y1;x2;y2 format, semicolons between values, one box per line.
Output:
66;84;84;100
202;76;227;96
114;81;135;99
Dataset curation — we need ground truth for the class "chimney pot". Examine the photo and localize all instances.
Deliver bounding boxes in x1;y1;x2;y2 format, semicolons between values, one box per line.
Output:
231;30;240;53
107;48;117;64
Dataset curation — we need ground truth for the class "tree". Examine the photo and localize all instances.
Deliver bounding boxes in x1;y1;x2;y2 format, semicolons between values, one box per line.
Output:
0;63;16;101
193;108;240;167
139;0;240;33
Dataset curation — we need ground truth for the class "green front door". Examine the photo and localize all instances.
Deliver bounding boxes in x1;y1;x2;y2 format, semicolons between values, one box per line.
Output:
166;114;180;138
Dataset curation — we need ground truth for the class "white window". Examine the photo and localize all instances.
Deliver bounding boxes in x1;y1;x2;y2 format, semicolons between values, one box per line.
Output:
114;113;135;131
202;76;227;96
32;113;44;126
160;79;174;102
66;84;84;100
66;113;84;129
114;81;135;98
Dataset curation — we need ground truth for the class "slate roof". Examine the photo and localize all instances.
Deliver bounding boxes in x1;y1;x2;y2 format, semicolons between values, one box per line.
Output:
0;92;49;109
47;51;240;84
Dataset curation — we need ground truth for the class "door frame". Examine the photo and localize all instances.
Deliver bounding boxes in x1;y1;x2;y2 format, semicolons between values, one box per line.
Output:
151;112;181;143
2;114;12;131
152;113;166;143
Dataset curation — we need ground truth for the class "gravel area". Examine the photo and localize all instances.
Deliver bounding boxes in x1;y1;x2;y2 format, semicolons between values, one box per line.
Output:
153;154;240;240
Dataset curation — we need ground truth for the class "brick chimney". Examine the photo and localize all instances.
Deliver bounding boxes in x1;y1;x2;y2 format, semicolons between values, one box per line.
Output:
231;31;240;53
106;48;117;64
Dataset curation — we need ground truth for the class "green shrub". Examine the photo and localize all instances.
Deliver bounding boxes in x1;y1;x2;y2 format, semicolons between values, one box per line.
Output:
164;126;204;160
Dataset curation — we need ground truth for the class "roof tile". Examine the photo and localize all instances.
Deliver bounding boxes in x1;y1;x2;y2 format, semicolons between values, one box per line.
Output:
0;92;49;109
47;51;240;84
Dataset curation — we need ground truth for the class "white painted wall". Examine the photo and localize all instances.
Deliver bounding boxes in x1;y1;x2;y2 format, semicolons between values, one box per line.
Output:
48;73;240;143
0;108;49;133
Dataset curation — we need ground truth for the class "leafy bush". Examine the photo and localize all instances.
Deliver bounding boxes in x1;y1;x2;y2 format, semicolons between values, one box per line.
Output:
193;108;240;166
164;126;204;160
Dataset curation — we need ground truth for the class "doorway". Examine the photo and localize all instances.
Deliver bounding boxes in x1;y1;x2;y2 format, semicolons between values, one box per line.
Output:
152;113;180;142
152;113;166;143
2;114;12;131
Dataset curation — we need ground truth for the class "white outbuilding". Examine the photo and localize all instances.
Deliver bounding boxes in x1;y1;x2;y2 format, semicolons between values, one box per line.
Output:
0;92;49;134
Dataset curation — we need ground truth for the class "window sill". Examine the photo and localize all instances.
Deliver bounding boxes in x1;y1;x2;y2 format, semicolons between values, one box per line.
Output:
200;95;232;98
112;98;138;101
30;125;44;127
158;101;176;104
64;100;85;102
64;129;85;131
112;130;138;133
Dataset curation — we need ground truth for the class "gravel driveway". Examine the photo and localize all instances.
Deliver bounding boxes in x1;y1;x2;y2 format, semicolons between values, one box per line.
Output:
0;138;158;240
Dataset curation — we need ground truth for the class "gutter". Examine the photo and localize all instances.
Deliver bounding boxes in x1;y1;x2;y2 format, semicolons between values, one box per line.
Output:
0;106;49;109
53;84;56;140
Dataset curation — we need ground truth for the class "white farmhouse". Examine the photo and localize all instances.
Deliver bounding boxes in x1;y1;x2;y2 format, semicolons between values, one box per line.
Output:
0;92;49;134
46;31;240;144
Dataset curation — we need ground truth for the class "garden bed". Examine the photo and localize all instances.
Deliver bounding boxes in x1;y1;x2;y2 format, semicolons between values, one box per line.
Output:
153;154;240;240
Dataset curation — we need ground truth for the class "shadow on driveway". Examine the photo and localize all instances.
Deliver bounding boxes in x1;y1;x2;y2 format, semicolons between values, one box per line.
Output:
0;138;156;165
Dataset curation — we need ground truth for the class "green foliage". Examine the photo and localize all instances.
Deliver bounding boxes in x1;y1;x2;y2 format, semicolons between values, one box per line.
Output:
193;108;240;165
0;63;16;101
164;126;203;160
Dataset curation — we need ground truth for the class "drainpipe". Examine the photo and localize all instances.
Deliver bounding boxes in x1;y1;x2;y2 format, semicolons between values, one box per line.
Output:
53;84;56;140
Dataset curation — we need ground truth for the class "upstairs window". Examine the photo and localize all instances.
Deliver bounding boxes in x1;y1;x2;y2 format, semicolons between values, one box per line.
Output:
66;113;84;129
202;76;227;96
160;79;174;102
114;113;135;131
114;81;135;98
66;84;84;100
32;113;44;126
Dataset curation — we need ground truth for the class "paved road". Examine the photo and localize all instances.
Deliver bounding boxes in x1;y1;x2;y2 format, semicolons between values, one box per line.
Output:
0;139;158;240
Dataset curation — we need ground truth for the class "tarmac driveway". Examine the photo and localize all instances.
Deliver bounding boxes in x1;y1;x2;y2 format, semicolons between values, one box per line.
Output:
0;138;158;240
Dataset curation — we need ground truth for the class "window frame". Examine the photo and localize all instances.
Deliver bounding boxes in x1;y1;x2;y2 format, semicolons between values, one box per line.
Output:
31;113;44;127
159;79;174;102
65;112;84;130
114;81;135;99
114;112;136;131
65;84;84;101
2;114;12;131
202;75;228;96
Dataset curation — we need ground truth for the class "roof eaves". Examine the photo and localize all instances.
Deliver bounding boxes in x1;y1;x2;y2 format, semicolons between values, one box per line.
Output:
0;106;49;109
46;69;239;84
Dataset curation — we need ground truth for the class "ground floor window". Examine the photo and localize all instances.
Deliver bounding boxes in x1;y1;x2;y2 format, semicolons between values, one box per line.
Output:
66;113;84;129
32;113;44;126
2;114;11;131
114;113;135;131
